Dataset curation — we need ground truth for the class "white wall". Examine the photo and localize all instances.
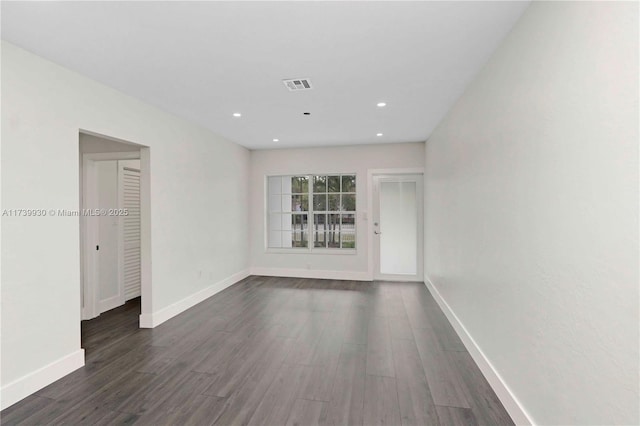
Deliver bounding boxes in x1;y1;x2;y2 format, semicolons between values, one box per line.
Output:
424;2;638;425
250;143;424;279
1;42;250;407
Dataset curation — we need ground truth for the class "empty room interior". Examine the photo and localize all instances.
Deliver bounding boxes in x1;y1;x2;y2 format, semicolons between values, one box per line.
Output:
1;1;638;425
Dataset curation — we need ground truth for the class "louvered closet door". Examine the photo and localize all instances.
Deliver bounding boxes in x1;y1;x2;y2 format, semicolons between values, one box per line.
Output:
121;167;141;300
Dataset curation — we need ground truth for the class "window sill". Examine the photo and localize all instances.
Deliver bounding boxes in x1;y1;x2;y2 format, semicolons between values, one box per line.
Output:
265;248;357;255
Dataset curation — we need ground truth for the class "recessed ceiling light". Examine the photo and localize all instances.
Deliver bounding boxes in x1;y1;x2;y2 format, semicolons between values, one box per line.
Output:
233;112;242;117
377;102;387;108
376;133;383;137
273;138;279;142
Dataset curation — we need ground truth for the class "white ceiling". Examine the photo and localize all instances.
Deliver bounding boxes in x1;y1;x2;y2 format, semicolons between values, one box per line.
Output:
1;1;529;150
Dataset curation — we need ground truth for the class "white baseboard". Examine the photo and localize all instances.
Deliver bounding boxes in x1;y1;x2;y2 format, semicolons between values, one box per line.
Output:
99;294;124;314
139;269;250;328
1;349;85;410
424;276;535;426
250;267;371;281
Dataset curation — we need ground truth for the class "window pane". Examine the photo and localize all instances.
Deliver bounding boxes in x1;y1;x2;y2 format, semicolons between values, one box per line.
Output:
341;175;356;192
291;195;308;212
313;214;326;229
313;214;326;247
282;194;292;212
341;214;356;232
327;224;340;248
328;194;340;211
269;195;281;212
268;176;282;195
269;213;282;231
268;231;282;248
292;214;308;231
291;231;308;248
341;232;356;249
282;213;292;231
328;213;340;225
328;175;340;192
291;216;306;246
313;213;326;227
313;175;326;193
313;194;327;211
327;213;340;245
282;176;292;194
341;194;356;211
291;176;308;193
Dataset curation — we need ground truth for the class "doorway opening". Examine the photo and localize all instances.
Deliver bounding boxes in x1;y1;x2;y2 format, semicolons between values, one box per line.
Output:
370;171;424;281
79;131;151;352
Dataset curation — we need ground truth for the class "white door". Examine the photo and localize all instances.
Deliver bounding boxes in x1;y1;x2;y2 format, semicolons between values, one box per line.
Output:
119;165;141;301
373;174;423;281
96;160;124;313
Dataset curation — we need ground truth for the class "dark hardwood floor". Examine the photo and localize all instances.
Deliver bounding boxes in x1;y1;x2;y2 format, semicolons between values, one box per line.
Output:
1;276;514;425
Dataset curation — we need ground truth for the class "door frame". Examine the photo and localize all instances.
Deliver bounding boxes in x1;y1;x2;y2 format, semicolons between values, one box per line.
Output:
81;151;142;320
367;168;424;281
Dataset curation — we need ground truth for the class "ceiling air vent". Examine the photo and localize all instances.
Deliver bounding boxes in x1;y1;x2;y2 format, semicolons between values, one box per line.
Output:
283;78;313;91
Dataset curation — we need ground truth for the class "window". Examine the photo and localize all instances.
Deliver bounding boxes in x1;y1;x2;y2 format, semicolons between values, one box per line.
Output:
267;174;356;250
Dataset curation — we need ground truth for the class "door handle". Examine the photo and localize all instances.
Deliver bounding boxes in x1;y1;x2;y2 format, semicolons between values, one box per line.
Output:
374;231;382;235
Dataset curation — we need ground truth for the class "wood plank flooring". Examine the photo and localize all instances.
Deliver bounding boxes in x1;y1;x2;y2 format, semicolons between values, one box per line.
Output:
1;276;514;425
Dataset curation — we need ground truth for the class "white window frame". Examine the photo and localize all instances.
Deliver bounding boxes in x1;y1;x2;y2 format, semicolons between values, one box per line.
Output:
265;173;357;254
